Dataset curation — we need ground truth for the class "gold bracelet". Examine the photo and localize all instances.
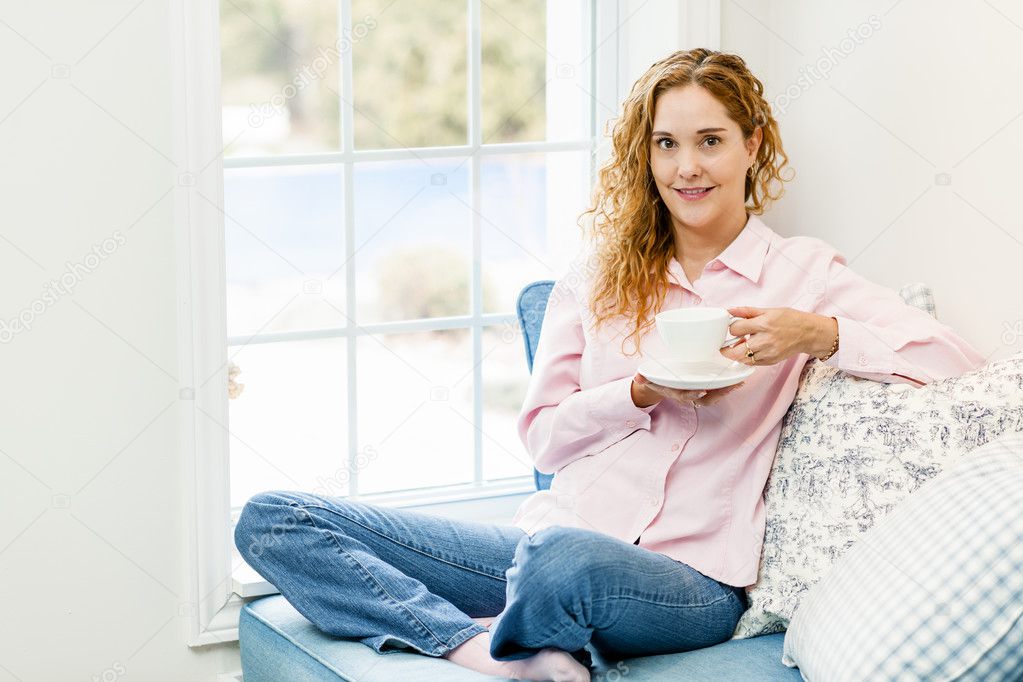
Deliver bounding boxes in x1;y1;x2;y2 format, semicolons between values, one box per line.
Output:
817;316;839;362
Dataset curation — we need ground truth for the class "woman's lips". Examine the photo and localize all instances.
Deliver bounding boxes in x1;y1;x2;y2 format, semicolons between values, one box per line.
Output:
673;186;715;201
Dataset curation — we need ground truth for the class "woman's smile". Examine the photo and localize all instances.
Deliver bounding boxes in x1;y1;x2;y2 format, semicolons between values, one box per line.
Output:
673;186;716;201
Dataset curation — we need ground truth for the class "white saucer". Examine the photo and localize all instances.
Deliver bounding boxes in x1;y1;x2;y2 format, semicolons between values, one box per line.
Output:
637;356;754;390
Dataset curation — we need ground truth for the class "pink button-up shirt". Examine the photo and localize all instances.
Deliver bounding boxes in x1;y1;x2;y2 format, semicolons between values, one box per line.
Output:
511;213;986;588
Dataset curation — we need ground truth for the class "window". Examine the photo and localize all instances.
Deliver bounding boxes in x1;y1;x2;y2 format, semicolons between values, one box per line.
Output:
182;0;709;647
218;0;606;509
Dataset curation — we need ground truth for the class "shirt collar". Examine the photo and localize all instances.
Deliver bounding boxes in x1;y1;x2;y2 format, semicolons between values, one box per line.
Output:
715;213;773;282
667;213;773;286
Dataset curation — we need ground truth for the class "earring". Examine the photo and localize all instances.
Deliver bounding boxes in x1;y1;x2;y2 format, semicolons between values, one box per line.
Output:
747;164;757;176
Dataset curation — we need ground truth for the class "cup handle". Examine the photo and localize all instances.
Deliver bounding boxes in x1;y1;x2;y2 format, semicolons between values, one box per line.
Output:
720;315;745;348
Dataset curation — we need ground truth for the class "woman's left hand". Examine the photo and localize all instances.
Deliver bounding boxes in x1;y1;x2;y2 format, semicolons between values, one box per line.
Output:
719;306;822;366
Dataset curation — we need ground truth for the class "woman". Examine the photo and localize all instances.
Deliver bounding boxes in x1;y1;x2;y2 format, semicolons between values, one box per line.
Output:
235;49;985;681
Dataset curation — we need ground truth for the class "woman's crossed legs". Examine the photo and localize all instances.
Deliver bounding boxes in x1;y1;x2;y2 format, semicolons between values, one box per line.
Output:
234;491;745;680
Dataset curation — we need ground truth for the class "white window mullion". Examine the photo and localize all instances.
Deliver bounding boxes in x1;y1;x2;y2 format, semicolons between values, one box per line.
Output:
340;0;359;497
592;0;621;182
468;0;484;485
588;0;599;191
221;139;592;169
226;313;518;347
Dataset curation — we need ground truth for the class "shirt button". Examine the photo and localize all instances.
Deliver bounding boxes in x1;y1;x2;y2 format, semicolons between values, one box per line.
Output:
671;443;680;451
692;295;702;304
626;420;636;428
710;261;724;270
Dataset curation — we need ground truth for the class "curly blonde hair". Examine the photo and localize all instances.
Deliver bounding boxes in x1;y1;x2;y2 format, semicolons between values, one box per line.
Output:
580;48;792;357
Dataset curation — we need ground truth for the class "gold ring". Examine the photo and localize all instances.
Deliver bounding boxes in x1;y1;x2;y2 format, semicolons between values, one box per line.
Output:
745;340;756;365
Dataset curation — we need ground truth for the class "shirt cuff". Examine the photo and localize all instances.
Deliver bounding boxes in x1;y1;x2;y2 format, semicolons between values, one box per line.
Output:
583;376;656;433
824;315;896;375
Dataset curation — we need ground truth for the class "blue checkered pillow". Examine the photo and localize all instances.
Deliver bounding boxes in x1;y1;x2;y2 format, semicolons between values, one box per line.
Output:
898;281;936;318
781;432;1023;680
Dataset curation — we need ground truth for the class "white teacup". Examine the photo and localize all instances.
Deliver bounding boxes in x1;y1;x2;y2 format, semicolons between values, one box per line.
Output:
654;307;745;362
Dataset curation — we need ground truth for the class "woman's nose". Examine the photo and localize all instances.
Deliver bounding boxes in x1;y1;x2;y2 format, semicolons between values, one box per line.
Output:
674;149;702;178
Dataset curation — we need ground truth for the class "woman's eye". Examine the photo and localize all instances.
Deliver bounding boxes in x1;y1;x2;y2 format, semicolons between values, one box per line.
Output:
656;137;719;150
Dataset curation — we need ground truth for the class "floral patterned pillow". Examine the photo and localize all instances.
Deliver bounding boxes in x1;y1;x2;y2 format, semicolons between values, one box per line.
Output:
732;299;1023;639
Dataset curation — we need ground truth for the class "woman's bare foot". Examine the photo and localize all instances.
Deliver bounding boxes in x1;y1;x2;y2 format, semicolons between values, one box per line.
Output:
442;630;590;681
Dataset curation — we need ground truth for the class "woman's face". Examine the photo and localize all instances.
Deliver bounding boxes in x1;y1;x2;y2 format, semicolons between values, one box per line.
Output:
648;85;761;234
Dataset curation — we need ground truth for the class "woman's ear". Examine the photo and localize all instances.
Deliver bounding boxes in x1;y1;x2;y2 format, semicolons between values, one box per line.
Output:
746;126;763;162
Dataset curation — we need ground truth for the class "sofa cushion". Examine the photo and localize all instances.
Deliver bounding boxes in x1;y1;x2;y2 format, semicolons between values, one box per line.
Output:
781;432;1023;681
734;351;1023;639
240;595;503;681
240;594;802;681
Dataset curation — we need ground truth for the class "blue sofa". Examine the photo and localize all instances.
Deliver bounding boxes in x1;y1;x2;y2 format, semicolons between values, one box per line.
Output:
237;281;802;681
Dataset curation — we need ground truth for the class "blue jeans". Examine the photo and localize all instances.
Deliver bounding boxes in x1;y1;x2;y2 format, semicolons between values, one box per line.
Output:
234;491;747;664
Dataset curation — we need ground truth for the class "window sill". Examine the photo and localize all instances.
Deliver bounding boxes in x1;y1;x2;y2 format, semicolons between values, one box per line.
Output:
231;478;537;598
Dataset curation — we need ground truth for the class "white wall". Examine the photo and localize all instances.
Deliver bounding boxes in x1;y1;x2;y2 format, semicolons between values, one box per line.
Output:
2;1;1017;680
720;0;1022;362
0;1;239;680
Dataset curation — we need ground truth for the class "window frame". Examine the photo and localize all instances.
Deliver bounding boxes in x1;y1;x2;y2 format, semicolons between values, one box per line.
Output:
220;0;602;505
179;0;721;648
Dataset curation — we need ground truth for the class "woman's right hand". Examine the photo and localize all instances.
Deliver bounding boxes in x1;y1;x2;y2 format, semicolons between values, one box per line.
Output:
631;372;746;408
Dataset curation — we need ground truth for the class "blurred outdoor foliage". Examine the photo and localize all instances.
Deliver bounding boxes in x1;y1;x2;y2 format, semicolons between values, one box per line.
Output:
376;245;499;326
220;0;547;151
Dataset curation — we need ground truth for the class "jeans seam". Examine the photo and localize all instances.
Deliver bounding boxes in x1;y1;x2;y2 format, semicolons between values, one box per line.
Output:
298;502;511;582
595;592;736;637
297;505;451;652
593;591;733;615
441;623;489;654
